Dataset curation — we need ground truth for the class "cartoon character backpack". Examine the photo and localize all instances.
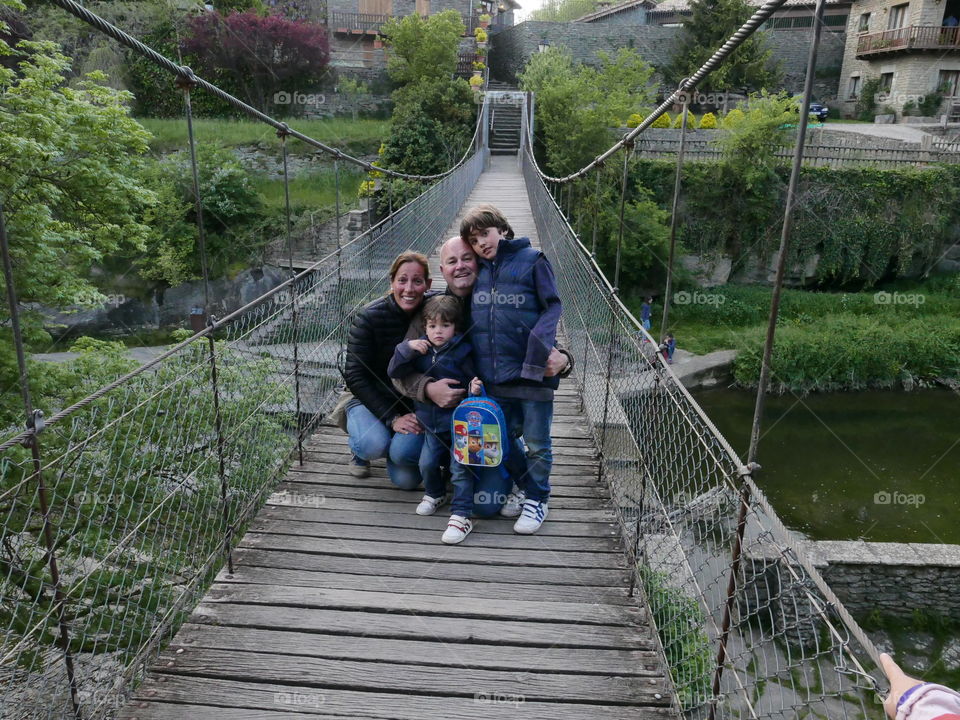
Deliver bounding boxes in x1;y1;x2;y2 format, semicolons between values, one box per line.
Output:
451;390;509;468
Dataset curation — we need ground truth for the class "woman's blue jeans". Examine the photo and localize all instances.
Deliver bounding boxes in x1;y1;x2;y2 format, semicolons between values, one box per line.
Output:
346;402;423;490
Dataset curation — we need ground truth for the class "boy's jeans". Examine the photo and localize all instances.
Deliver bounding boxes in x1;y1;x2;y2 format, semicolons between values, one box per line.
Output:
420;429;450;499
494;396;553;503
450;462;513;518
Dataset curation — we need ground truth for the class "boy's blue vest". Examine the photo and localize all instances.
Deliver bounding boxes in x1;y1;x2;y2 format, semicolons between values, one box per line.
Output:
471;237;559;389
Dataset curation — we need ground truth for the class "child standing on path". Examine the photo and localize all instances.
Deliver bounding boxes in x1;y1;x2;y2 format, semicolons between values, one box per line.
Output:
459;204;563;537
388;295;474;517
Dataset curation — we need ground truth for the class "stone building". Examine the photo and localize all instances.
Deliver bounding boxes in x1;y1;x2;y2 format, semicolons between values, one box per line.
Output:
572;0;656;25
646;0;852;31
837;0;960;116
326;0;519;78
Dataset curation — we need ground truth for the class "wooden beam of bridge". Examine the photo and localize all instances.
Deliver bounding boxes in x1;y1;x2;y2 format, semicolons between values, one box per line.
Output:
118;156;675;720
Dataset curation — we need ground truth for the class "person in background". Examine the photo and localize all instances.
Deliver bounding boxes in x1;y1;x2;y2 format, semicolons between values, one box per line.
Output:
640;296;653;333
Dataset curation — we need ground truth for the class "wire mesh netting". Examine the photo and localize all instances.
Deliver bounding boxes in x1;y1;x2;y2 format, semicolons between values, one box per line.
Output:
521;102;885;719
0;139;488;719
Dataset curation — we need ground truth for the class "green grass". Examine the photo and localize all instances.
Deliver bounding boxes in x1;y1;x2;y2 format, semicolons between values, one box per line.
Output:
252;167;365;213
137;117;389;155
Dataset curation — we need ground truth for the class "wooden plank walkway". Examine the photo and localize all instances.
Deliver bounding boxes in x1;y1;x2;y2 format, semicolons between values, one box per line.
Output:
118;156;675;719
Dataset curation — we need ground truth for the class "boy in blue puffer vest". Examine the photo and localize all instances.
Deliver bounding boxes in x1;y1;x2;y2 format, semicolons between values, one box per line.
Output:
460;204;563;535
388;295;475;517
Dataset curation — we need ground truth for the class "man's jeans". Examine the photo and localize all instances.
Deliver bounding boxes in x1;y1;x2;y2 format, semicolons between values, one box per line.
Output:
346;402;423;490
494;396;553;503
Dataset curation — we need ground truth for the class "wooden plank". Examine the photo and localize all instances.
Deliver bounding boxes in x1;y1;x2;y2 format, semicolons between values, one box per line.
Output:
215;565;633;605
246;517;621;552
256;504;618;536
204;583;642;627
231;547;631;586
172;623;661;674
303;444;598;461
298;451;600;476
275;481;609;510
287;463;605;488
239;532;625;570
121;675;677;720
152;647;668;705
261;494;617;522
280;478;606;504
189;602;652;650
309;424;594;442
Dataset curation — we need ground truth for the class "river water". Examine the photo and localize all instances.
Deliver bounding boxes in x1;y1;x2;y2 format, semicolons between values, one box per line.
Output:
691;387;960;544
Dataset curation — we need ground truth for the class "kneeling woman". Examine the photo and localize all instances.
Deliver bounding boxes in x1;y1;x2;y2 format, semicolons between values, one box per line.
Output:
343;252;432;489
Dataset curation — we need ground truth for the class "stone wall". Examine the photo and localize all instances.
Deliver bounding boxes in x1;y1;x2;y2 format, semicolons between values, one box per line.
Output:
490;20;846;99
816;540;960;621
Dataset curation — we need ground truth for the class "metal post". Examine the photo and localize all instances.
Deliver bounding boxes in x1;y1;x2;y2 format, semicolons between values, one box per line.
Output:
179;73;211;313
0;204;80;717
280;129;305;465
205;324;234;575
591;169;601;257
613;146;631;292
711;2;827;715
661;96;689;335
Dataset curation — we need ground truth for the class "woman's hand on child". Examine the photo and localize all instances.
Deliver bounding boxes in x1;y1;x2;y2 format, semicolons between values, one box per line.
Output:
408;339;430;354
469;377;483;395
391;412;422;434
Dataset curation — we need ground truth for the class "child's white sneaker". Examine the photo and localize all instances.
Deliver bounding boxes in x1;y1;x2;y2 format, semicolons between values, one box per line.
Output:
513;499;548;534
499;487;525;518
415;494;447;516
441;514;473;544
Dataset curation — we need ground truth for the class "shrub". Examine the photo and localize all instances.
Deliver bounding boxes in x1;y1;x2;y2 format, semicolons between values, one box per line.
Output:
722;107;746;127
651;111;671;128
627;113;645;128
182;11;330;113
474;27;488;43
699;111;717;128
381;10;465;84
469;74;484;87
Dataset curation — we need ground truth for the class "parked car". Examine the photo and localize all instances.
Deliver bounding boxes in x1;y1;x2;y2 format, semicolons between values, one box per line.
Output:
809;103;829;121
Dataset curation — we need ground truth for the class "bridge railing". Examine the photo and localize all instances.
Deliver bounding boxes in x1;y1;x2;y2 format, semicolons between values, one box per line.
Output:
520;97;883;719
0;123;488;720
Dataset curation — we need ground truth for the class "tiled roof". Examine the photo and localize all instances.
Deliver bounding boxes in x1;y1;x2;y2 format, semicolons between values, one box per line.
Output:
649;0;848;14
573;0;656;22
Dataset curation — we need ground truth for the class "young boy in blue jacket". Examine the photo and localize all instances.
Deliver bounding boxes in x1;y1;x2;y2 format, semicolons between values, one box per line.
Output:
460;203;562;535
387;295;474;517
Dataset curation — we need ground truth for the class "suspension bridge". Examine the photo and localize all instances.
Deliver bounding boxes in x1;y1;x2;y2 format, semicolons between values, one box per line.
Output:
0;0;891;718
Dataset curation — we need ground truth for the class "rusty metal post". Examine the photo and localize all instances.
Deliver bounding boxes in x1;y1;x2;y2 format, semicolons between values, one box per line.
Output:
205;322;234;575
661;94;690;335
0;203;81;716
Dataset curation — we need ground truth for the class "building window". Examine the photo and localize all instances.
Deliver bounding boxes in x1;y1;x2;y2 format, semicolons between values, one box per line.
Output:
858;12;870;31
940;70;960;97
879;72;894;93
888;3;908;30
849;75;862;98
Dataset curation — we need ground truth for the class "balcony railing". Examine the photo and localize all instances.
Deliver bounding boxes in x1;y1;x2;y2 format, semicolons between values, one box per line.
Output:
330;10;476;35
856;24;960;57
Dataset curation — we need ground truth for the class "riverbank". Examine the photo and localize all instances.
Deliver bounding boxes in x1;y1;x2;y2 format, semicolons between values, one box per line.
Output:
631;275;960;392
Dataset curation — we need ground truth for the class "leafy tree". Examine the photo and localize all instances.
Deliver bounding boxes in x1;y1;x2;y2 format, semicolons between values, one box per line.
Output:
380;10;464;85
0;28;158;427
135;144;273;286
530;0;600;21
181;10;330;113
667;0;781;93
519;46;657;175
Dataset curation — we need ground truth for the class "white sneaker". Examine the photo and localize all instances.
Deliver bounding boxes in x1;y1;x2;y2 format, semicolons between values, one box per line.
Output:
415;494;447;516
441;515;473;544
499;487;525;518
513;499;548;534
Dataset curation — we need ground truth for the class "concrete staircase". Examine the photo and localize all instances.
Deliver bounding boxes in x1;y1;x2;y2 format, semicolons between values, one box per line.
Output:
488;81;522;156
